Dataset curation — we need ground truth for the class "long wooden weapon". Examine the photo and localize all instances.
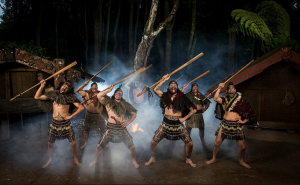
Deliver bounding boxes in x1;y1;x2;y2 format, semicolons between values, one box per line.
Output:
202;59;254;101
137;52;204;97
82;64;152;105
175;75;183;82
10;61;78;101
111;116;125;129
74;61;113;94
179;70;210;90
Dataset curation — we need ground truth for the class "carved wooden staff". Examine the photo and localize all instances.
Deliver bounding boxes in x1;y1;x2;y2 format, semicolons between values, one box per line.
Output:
175;75;183;82
82;64;152;105
10;61;78;101
203;59;254;101
179;70;210;90
111;116;125;129
137;52;204;97
74;61;113;94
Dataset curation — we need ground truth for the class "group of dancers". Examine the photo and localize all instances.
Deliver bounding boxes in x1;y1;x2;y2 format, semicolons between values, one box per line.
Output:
34;73;257;169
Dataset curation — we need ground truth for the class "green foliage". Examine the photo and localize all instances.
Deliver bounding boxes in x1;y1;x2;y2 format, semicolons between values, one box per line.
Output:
230;9;272;46
256;1;290;38
0;40;52;60
229;1;293;51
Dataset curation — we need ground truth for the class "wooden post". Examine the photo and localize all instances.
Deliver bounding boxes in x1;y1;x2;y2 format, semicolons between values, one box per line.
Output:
5;71;11;99
20;113;23;130
41;113;48;136
1;114;10;140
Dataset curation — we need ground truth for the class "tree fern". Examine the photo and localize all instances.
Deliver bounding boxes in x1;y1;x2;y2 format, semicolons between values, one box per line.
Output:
230;9;272;45
256;1;290;38
230;1;292;51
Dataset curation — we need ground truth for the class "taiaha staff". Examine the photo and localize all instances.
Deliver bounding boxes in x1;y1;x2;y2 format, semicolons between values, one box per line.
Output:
137;52;204;97
179;70;210;90
175;75;183;82
81;64;152;105
74;61;113;94
10;61;78;101
111;116;125;129
203;59;254;101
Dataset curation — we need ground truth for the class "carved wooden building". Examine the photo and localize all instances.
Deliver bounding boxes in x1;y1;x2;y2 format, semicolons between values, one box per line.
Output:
206;47;300;131
0;48;105;140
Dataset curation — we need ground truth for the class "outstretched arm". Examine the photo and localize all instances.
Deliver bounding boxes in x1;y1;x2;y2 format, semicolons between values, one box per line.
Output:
97;84;114;104
153;74;170;98
34;80;49;100
76;80;89;96
124;78;132;90
181;84;188;93
213;83;224;104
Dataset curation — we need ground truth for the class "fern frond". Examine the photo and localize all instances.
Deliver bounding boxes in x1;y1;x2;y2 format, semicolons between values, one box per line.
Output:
256;1;290;38
231;9;272;45
255;1;290;47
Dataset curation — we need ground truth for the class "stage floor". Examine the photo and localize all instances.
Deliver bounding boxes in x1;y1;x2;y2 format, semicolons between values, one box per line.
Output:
0;116;300;184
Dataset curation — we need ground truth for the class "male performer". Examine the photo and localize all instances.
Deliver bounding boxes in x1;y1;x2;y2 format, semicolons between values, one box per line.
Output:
205;82;257;169
145;74;197;167
34;80;84;168
124;78;148;109
76;81;106;149
89;85;139;168
182;83;211;146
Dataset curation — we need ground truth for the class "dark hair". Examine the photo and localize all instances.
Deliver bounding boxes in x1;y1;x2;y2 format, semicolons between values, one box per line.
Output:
91;82;97;87
190;83;198;92
168;80;178;86
111;88;123;100
227;82;235;90
57;81;74;93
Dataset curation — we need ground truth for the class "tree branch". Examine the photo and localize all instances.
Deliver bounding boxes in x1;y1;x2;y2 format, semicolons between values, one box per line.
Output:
151;0;179;37
144;0;159;35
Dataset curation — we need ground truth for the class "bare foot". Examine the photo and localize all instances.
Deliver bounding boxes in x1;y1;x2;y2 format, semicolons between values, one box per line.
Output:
205;159;216;165
89;160;99;167
239;161;251;169
42;159;53;168
74;158;82;167
186;158;196;167
145;157;155;166
80;143;86;150
132;160;139;168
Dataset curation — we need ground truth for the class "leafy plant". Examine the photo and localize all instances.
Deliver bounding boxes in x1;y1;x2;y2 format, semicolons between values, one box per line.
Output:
229;1;298;52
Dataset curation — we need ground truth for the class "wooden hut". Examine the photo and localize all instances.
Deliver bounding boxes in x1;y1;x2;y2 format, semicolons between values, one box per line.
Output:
0;48;105;140
206;47;300;132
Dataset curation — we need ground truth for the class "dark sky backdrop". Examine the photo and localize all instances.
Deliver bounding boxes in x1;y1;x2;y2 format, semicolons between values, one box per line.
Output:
0;1;300;171
0;0;299;93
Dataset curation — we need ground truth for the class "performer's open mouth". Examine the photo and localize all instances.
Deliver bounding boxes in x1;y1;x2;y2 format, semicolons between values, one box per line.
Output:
60;88;65;93
193;89;197;93
228;92;235;97
170;88;176;93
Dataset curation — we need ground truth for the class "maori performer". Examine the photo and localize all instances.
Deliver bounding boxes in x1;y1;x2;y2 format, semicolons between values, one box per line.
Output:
124;78;148;109
34;80;84;168
76;81;106;149
205;82;257;169
89;85;139;168
182;83;211;146
145;74;197;168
